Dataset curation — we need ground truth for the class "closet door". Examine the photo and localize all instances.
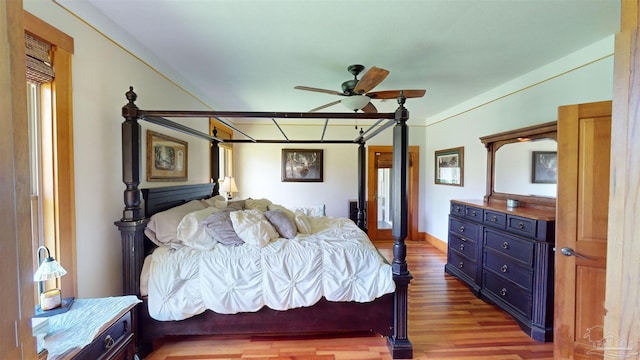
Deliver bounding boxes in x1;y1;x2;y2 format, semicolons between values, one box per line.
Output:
555;100;611;358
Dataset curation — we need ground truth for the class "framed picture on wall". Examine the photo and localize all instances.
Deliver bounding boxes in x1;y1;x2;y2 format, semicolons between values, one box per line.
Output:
435;146;464;186
146;130;188;181
281;149;323;182
531;151;557;184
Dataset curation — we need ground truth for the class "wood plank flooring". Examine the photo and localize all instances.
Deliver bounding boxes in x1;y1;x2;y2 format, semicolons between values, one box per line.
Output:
144;240;553;360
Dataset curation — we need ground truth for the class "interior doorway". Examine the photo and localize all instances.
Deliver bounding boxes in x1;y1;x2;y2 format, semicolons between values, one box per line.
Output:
367;146;419;241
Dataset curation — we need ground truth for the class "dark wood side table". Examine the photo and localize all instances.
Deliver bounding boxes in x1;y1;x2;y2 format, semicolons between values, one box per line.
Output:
43;296;140;360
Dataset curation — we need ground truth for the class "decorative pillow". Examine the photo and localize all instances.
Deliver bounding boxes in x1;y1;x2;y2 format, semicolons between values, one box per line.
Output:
223;200;245;212
294;210;312;235
201;211;244;246
230;209;279;247
267;204;296;223
176;206;221;250
245;198;272;212
264;210;297;239
144;200;206;249
201;195;227;209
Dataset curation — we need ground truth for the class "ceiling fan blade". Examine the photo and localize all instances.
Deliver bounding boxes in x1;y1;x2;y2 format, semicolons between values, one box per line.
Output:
366;89;426;99
353;66;389;94
309;100;341;112
361;102;378;113
295;86;345;96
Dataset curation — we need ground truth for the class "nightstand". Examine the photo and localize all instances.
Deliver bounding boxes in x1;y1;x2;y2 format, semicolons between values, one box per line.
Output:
43;296;141;360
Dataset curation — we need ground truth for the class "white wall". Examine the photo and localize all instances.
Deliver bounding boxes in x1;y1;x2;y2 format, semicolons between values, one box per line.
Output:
232;122;425;218
24;1;213;298
422;37;615;245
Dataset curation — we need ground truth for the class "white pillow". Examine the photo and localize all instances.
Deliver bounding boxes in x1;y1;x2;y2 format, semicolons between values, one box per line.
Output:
230;209;279;247
294;210;312;234
176;206;221;250
144;200;206;249
245;198;273;212
201;195;227;209
292;204;326;217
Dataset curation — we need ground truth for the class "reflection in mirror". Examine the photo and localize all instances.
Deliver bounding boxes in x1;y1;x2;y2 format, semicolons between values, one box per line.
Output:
494;139;557;197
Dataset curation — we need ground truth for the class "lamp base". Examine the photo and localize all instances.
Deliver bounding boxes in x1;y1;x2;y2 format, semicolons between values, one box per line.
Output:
34;297;74;317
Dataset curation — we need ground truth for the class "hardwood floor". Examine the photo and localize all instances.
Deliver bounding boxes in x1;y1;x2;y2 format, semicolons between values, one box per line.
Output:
144;240;553;360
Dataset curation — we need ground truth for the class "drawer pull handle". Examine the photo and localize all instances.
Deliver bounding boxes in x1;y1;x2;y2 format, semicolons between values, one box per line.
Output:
458;261;464;268
460;237;466;242
459;226;465;233
500;288;507;296
491;216;497;222
104;335;115;349
501;242;509;249
517;222;525;229
501;265;508;273
471;210;477;216
459;244;465;251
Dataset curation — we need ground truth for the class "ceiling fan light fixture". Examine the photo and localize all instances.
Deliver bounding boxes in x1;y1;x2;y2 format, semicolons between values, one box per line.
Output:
341;95;370;111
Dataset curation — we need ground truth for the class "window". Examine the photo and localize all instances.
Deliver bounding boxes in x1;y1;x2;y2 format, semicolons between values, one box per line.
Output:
24;12;76;298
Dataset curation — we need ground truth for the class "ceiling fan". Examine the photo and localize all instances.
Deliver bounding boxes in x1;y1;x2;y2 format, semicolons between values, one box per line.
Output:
294;64;426;113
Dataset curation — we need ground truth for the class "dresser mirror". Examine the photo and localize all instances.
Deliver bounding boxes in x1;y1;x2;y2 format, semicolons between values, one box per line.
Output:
480;121;557;211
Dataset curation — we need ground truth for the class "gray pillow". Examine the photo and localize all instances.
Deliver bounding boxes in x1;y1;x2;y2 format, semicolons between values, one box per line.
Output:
264;210;297;239
201;211;244;246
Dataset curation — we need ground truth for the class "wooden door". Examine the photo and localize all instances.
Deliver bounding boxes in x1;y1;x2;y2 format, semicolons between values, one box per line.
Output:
367;146;419;241
555;101;611;359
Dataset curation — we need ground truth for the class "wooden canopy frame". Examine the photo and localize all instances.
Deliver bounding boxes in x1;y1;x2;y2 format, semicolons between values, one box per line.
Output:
114;87;413;358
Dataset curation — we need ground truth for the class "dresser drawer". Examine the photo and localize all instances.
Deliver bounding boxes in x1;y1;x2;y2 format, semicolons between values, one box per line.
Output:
448;250;478;281
483;250;533;290
484;209;506;229
484;229;533;265
450;202;465;216
449;233;478;261
74;311;132;360
483;270;532;318
465;206;483;221
449;216;481;240
507;215;537;237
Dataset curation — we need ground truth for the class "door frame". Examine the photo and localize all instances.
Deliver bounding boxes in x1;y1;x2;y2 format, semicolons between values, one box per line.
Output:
367;145;419;241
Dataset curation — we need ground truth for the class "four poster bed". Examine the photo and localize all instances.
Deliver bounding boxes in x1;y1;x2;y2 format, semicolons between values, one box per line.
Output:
115;87;413;359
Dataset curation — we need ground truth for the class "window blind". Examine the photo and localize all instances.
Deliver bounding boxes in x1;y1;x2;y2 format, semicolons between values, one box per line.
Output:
25;33;54;84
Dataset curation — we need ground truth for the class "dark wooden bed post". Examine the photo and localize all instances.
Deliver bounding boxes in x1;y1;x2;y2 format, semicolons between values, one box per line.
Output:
357;140;367;232
387;95;413;359
114;87;149;296
211;128;220;194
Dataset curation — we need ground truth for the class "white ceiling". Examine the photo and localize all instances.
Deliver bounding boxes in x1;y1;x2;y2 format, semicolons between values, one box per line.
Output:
57;0;620;123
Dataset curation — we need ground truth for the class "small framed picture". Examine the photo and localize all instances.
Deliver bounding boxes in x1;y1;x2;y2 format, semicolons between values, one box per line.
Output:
531;151;557;184
435;147;464;186
282;149;323;182
146;130;188;181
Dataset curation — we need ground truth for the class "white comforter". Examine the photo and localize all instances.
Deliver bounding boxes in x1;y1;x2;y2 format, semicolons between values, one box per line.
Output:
144;216;395;321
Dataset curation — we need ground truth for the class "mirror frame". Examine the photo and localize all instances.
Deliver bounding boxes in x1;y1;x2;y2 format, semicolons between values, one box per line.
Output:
480;121;557;211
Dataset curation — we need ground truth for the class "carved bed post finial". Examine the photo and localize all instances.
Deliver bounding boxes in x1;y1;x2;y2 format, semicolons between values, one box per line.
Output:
115;86;149;297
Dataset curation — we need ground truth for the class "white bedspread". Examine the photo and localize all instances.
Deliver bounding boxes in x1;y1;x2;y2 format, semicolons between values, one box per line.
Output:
144;216;395;321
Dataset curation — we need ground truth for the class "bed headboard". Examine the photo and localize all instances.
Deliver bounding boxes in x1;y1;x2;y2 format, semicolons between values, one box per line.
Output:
142;183;215;216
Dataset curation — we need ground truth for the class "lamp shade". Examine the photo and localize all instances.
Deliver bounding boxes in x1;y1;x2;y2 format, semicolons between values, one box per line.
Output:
33;246;67;281
341;95;370;111
220;176;238;193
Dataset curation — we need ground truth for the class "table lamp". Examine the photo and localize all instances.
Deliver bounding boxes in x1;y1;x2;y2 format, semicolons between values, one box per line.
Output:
220;176;239;200
34;245;74;317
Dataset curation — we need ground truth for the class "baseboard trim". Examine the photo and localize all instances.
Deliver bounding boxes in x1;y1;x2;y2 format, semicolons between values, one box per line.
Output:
425;233;447;253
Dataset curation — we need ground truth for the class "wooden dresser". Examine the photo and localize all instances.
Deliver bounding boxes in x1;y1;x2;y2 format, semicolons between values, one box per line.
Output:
445;199;555;342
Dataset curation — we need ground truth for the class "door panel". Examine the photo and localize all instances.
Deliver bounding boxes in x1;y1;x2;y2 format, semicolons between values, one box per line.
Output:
555;101;611;359
367;146;419;241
